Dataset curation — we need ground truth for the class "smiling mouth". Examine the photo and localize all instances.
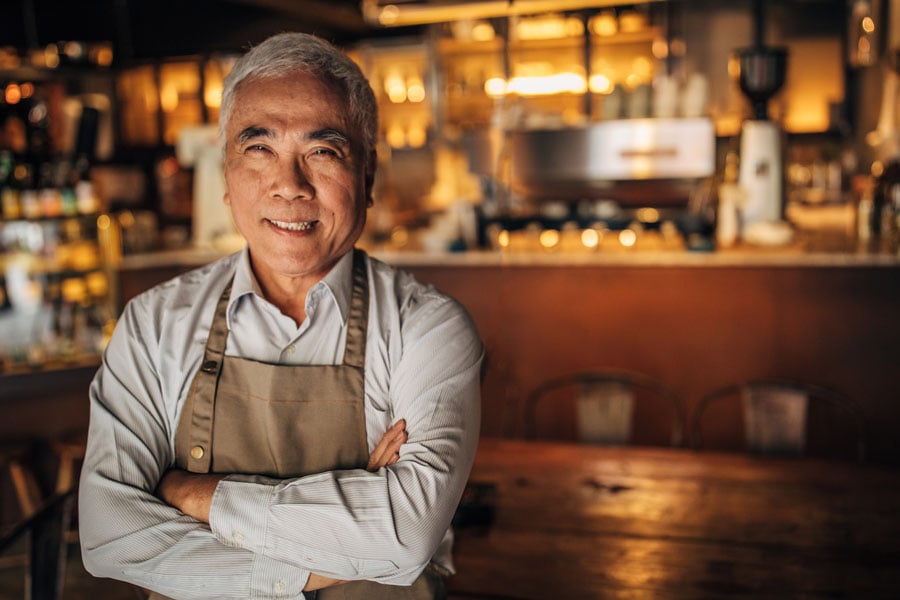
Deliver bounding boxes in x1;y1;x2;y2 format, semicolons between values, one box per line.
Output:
268;219;317;232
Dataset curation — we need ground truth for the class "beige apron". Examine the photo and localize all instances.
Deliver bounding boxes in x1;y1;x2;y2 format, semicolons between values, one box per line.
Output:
150;249;442;600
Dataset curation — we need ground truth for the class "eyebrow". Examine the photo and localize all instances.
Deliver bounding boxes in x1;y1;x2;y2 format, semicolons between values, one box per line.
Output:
235;126;351;148
236;126;272;144
309;128;350;147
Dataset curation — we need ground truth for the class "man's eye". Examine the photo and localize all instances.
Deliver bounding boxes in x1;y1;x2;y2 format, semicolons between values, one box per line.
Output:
245;144;270;154
311;147;339;157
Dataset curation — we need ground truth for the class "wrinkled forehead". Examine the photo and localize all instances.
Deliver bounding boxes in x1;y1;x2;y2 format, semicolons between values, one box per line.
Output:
236;71;350;122
232;68;348;111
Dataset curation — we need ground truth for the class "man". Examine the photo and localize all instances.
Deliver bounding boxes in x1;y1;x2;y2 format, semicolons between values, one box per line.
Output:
79;32;483;599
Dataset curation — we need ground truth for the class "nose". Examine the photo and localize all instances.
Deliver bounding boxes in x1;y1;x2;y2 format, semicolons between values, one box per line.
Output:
269;156;313;200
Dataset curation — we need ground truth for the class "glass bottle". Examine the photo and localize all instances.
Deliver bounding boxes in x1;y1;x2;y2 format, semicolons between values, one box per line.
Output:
0;151;21;220
19;163;42;220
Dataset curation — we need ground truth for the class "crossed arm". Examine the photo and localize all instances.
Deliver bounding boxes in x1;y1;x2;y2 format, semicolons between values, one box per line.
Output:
156;420;409;592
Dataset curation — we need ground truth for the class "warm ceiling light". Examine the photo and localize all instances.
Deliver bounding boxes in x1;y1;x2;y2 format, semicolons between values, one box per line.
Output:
581;228;600;248
362;0;661;27
618;229;637;247
484;77;507;97
862;16;875;33
591;11;617;36
5;83;21;105
406;77;426;102
589;73;612;94
539;229;560;249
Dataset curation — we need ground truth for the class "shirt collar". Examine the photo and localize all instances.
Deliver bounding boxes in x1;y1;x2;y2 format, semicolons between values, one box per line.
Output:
227;247;354;327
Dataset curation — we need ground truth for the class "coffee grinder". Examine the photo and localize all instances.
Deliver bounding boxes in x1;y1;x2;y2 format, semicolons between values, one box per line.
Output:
736;0;788;230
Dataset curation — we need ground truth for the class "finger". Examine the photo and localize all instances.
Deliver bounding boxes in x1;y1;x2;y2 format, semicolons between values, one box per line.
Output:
367;421;408;471
367;423;403;470
376;420;406;457
387;429;408;454
375;433;406;470
367;443;388;471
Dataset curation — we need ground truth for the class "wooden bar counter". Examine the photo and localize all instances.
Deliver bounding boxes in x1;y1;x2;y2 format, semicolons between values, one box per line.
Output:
446;438;900;599
116;244;900;463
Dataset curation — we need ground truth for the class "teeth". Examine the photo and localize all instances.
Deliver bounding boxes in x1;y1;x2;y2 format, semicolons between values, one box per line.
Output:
270;219;314;231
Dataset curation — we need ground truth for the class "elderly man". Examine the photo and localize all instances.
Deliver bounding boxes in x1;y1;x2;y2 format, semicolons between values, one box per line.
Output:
79;32;482;600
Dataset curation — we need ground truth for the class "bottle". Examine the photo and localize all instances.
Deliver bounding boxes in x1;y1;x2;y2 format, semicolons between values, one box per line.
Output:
872;159;900;249
19;163;42;220
38;161;63;218
60;161;78;217
0;151;21;220
855;174;875;243
716;152;743;248
74;155;99;215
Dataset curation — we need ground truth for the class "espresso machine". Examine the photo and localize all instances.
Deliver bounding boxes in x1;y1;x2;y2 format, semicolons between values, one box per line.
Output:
736;1;788;231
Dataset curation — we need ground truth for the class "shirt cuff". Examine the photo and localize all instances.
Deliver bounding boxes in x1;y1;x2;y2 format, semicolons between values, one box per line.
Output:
250;553;309;599
211;477;310;598
210;476;277;554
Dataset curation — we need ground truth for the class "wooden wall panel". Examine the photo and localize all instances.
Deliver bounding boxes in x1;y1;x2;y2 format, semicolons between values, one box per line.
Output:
116;260;900;464
406;264;900;464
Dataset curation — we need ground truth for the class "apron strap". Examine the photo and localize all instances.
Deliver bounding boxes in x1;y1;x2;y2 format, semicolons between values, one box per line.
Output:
182;279;232;473
343;249;369;369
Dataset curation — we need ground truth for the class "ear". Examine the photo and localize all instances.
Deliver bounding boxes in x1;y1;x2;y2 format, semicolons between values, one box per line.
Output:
364;150;377;208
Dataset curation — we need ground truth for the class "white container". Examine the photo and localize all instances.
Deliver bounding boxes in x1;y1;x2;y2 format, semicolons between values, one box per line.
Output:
739;120;782;229
716;183;744;247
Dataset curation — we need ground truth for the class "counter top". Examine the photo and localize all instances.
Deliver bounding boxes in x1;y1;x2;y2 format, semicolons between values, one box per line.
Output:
120;243;900;270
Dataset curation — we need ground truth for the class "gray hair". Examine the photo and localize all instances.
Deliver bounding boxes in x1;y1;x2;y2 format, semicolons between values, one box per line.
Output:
219;32;378;157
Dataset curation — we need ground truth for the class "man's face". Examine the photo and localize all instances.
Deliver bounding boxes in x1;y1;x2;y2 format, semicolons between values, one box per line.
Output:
223;70;372;289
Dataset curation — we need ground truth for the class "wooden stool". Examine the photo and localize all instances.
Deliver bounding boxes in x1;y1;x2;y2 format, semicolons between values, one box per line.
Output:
0;442;43;522
0;441;44;569
48;431;88;547
51;432;87;495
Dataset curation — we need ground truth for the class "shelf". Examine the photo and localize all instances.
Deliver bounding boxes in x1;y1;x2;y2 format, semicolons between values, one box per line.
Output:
0;265;105;282
0;213;100;225
0;354;101;377
0;64;113;82
437;27;660;56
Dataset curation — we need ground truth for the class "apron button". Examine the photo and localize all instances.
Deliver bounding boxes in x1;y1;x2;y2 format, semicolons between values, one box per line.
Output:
190;446;205;459
201;360;218;374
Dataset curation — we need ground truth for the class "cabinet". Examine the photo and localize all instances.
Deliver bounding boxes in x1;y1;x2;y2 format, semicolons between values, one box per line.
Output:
0;53;120;374
0;211;118;374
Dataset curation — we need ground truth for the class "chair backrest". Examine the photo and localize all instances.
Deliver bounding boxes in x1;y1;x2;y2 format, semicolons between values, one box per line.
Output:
523;370;685;447
691;379;867;462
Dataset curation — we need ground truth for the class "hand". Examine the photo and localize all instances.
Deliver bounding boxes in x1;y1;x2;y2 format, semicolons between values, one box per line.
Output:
367;419;407;472
304;573;347;591
156;469;223;524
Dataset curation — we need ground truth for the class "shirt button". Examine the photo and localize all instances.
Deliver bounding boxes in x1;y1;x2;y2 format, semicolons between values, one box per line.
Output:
285;345;296;355
274;579;286;593
190;446;204;459
233;531;244;545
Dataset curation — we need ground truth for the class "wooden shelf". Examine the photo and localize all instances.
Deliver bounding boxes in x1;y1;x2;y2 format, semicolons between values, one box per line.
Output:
437;27;660;56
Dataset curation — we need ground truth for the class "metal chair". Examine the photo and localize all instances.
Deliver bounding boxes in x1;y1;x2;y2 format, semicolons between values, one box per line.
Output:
691;379;867;462
0;488;76;600
522;369;685;447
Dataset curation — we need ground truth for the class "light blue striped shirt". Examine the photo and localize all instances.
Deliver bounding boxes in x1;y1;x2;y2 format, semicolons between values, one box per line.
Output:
79;248;483;599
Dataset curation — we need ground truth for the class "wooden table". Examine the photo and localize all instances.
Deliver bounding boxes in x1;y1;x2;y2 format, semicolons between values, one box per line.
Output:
446;438;900;599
